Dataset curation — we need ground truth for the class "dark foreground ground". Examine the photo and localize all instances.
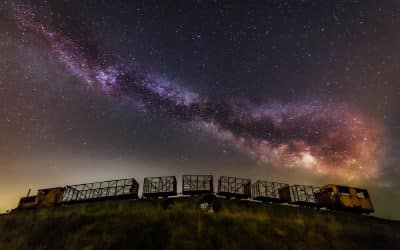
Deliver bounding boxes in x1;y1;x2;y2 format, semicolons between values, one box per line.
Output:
0;197;399;250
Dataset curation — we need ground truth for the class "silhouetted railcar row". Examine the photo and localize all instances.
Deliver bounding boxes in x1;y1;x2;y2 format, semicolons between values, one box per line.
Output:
16;175;374;214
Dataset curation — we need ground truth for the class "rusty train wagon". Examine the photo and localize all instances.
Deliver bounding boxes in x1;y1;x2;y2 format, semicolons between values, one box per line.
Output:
61;178;139;204
142;176;177;198
252;180;289;203
279;185;321;207
182;175;214;195
314;184;374;213
217;176;251;199
18;187;65;209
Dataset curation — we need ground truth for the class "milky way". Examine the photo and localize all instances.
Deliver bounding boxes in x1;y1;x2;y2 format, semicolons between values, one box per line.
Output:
9;5;384;180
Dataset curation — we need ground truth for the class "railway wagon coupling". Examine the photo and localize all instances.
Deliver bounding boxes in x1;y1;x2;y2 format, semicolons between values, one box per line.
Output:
16;175;374;214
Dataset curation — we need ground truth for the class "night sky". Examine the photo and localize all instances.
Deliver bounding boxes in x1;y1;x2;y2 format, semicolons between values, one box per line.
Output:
0;1;399;219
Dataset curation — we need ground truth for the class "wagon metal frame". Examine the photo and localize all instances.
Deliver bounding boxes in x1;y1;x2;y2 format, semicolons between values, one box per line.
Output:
182;175;214;195
61;178;139;203
252;180;289;203
143;176;177;198
217;176;251;199
287;185;321;207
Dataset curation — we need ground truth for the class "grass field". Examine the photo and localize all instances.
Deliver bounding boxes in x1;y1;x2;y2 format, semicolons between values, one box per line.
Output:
0;196;399;250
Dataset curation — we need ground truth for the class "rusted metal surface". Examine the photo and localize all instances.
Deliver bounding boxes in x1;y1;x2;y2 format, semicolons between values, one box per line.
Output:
61;178;139;203
252;180;289;202
18;187;65;209
315;184;374;213
18;196;37;209
278;185;292;203
143;176;177;198
182;175;213;195
217;176;251;199
36;187;65;207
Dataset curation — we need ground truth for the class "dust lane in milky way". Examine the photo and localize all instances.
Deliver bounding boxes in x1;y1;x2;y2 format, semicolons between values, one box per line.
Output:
9;4;384;181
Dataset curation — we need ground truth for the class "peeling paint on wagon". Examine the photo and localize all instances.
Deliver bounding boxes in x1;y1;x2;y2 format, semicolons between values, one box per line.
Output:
315;184;374;213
